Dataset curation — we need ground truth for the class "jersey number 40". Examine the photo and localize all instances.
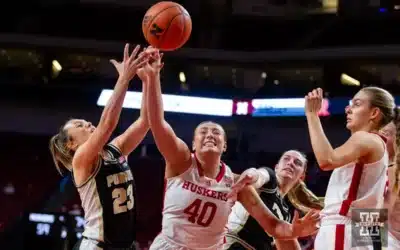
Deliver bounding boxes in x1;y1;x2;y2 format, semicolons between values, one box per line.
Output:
112;184;134;214
183;198;217;227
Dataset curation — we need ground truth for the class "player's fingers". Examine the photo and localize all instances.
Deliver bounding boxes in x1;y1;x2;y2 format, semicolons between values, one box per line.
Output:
135;57;150;69
293;210;299;222
110;59;118;67
317;88;323;98
123;44;129;62
129;45;141;62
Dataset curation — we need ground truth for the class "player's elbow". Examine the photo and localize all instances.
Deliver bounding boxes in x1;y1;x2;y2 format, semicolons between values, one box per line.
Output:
318;159;334;171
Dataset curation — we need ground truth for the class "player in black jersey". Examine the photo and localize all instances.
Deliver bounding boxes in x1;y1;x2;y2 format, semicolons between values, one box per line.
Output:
224;150;323;250
49;44;152;250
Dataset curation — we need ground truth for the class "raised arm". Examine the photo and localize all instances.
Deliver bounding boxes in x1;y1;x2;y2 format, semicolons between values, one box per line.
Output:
111;74;149;156
73;44;148;169
145;50;191;177
237;186;319;240
305;88;383;171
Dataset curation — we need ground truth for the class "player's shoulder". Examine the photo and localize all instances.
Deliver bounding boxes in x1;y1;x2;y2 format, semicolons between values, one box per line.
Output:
257;166;278;189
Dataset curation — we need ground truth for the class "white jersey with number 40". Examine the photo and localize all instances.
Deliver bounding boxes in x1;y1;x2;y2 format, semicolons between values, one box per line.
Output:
153;154;236;249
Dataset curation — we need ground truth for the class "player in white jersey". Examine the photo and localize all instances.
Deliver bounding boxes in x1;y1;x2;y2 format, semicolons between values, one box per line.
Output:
144;48;320;250
49;44;151;249
305;87;395;250
381;122;400;249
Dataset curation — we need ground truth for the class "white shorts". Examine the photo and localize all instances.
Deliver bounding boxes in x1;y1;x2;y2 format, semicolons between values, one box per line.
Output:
150;234;191;250
314;224;375;250
150;234;223;250
74;238;102;250
388;231;400;249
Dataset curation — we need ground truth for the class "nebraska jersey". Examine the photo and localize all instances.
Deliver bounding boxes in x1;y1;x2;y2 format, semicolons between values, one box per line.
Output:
321;133;388;222
152;154;236;250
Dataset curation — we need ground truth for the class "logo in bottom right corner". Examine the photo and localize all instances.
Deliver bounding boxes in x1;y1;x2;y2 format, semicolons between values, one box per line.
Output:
351;209;388;248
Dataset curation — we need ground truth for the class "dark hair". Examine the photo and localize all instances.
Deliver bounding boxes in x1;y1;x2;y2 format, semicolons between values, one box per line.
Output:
281;150;324;212
49;121;75;175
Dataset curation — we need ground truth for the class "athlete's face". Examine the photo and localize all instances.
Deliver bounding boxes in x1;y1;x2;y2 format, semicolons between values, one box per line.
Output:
275;151;306;183
64;119;96;151
345;90;381;132
193;122;226;155
381;122;396;160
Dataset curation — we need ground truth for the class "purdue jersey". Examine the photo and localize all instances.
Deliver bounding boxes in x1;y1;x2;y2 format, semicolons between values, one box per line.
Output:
225;167;291;250
74;144;136;247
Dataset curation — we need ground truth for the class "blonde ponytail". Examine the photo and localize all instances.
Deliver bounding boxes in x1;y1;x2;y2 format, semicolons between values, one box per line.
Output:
49;127;74;176
287;181;324;213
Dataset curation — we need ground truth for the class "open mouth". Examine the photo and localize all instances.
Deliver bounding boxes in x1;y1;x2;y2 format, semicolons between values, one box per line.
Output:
283;168;294;175
203;141;216;146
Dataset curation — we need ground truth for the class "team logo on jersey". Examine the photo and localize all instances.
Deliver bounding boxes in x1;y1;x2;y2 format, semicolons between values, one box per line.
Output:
224;176;233;187
118;156;127;166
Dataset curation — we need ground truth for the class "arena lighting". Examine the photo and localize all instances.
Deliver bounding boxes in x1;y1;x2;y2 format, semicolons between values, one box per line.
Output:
179;72;186;83
340;73;360;86
97;89;233;116
97;89;331;117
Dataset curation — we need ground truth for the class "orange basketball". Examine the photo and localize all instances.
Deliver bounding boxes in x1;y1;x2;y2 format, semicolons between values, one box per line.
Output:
142;1;192;51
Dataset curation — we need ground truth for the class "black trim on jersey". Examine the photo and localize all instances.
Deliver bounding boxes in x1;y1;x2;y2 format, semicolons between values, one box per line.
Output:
232;167;291;250
72;156;102;188
72;143;124;188
260;167;278;190
106;144;123;158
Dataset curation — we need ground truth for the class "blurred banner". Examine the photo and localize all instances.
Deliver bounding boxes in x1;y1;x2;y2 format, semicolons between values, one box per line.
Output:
98;89;400;117
97;89;332;117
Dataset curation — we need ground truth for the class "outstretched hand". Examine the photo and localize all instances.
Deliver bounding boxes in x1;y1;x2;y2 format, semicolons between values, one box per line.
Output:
137;46;164;81
110;44;150;82
292;209;320;238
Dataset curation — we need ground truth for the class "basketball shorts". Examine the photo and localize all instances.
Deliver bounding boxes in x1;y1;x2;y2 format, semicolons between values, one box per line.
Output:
150;234;223;250
73;237;103;250
73;237;135;250
314;224;375;250
223;234;255;250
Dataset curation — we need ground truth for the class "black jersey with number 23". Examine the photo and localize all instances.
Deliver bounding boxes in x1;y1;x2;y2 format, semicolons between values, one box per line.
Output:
74;143;137;247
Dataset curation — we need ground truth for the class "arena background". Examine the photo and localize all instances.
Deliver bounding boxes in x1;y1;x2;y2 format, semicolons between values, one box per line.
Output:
0;0;398;249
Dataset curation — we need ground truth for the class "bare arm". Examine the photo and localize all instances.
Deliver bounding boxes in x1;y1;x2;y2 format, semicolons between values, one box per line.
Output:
237;185;289;238
111;80;149;156
275;240;301;250
73;44;147;170
237;186;319;240
147;60;191;177
306;114;382;171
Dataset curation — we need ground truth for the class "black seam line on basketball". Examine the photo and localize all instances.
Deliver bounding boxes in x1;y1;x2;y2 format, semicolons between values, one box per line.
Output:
158;11;182;49
145;5;178;41
146;5;180;47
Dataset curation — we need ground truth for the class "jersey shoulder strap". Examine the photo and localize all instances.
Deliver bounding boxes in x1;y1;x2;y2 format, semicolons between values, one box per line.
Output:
104;143;123;158
260;167;278;190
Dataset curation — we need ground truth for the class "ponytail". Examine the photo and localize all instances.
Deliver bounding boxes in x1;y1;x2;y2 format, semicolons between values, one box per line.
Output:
49;127;74;176
287;181;324;213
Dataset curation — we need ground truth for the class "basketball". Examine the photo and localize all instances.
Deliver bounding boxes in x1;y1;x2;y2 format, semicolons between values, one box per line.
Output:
142;1;192;51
